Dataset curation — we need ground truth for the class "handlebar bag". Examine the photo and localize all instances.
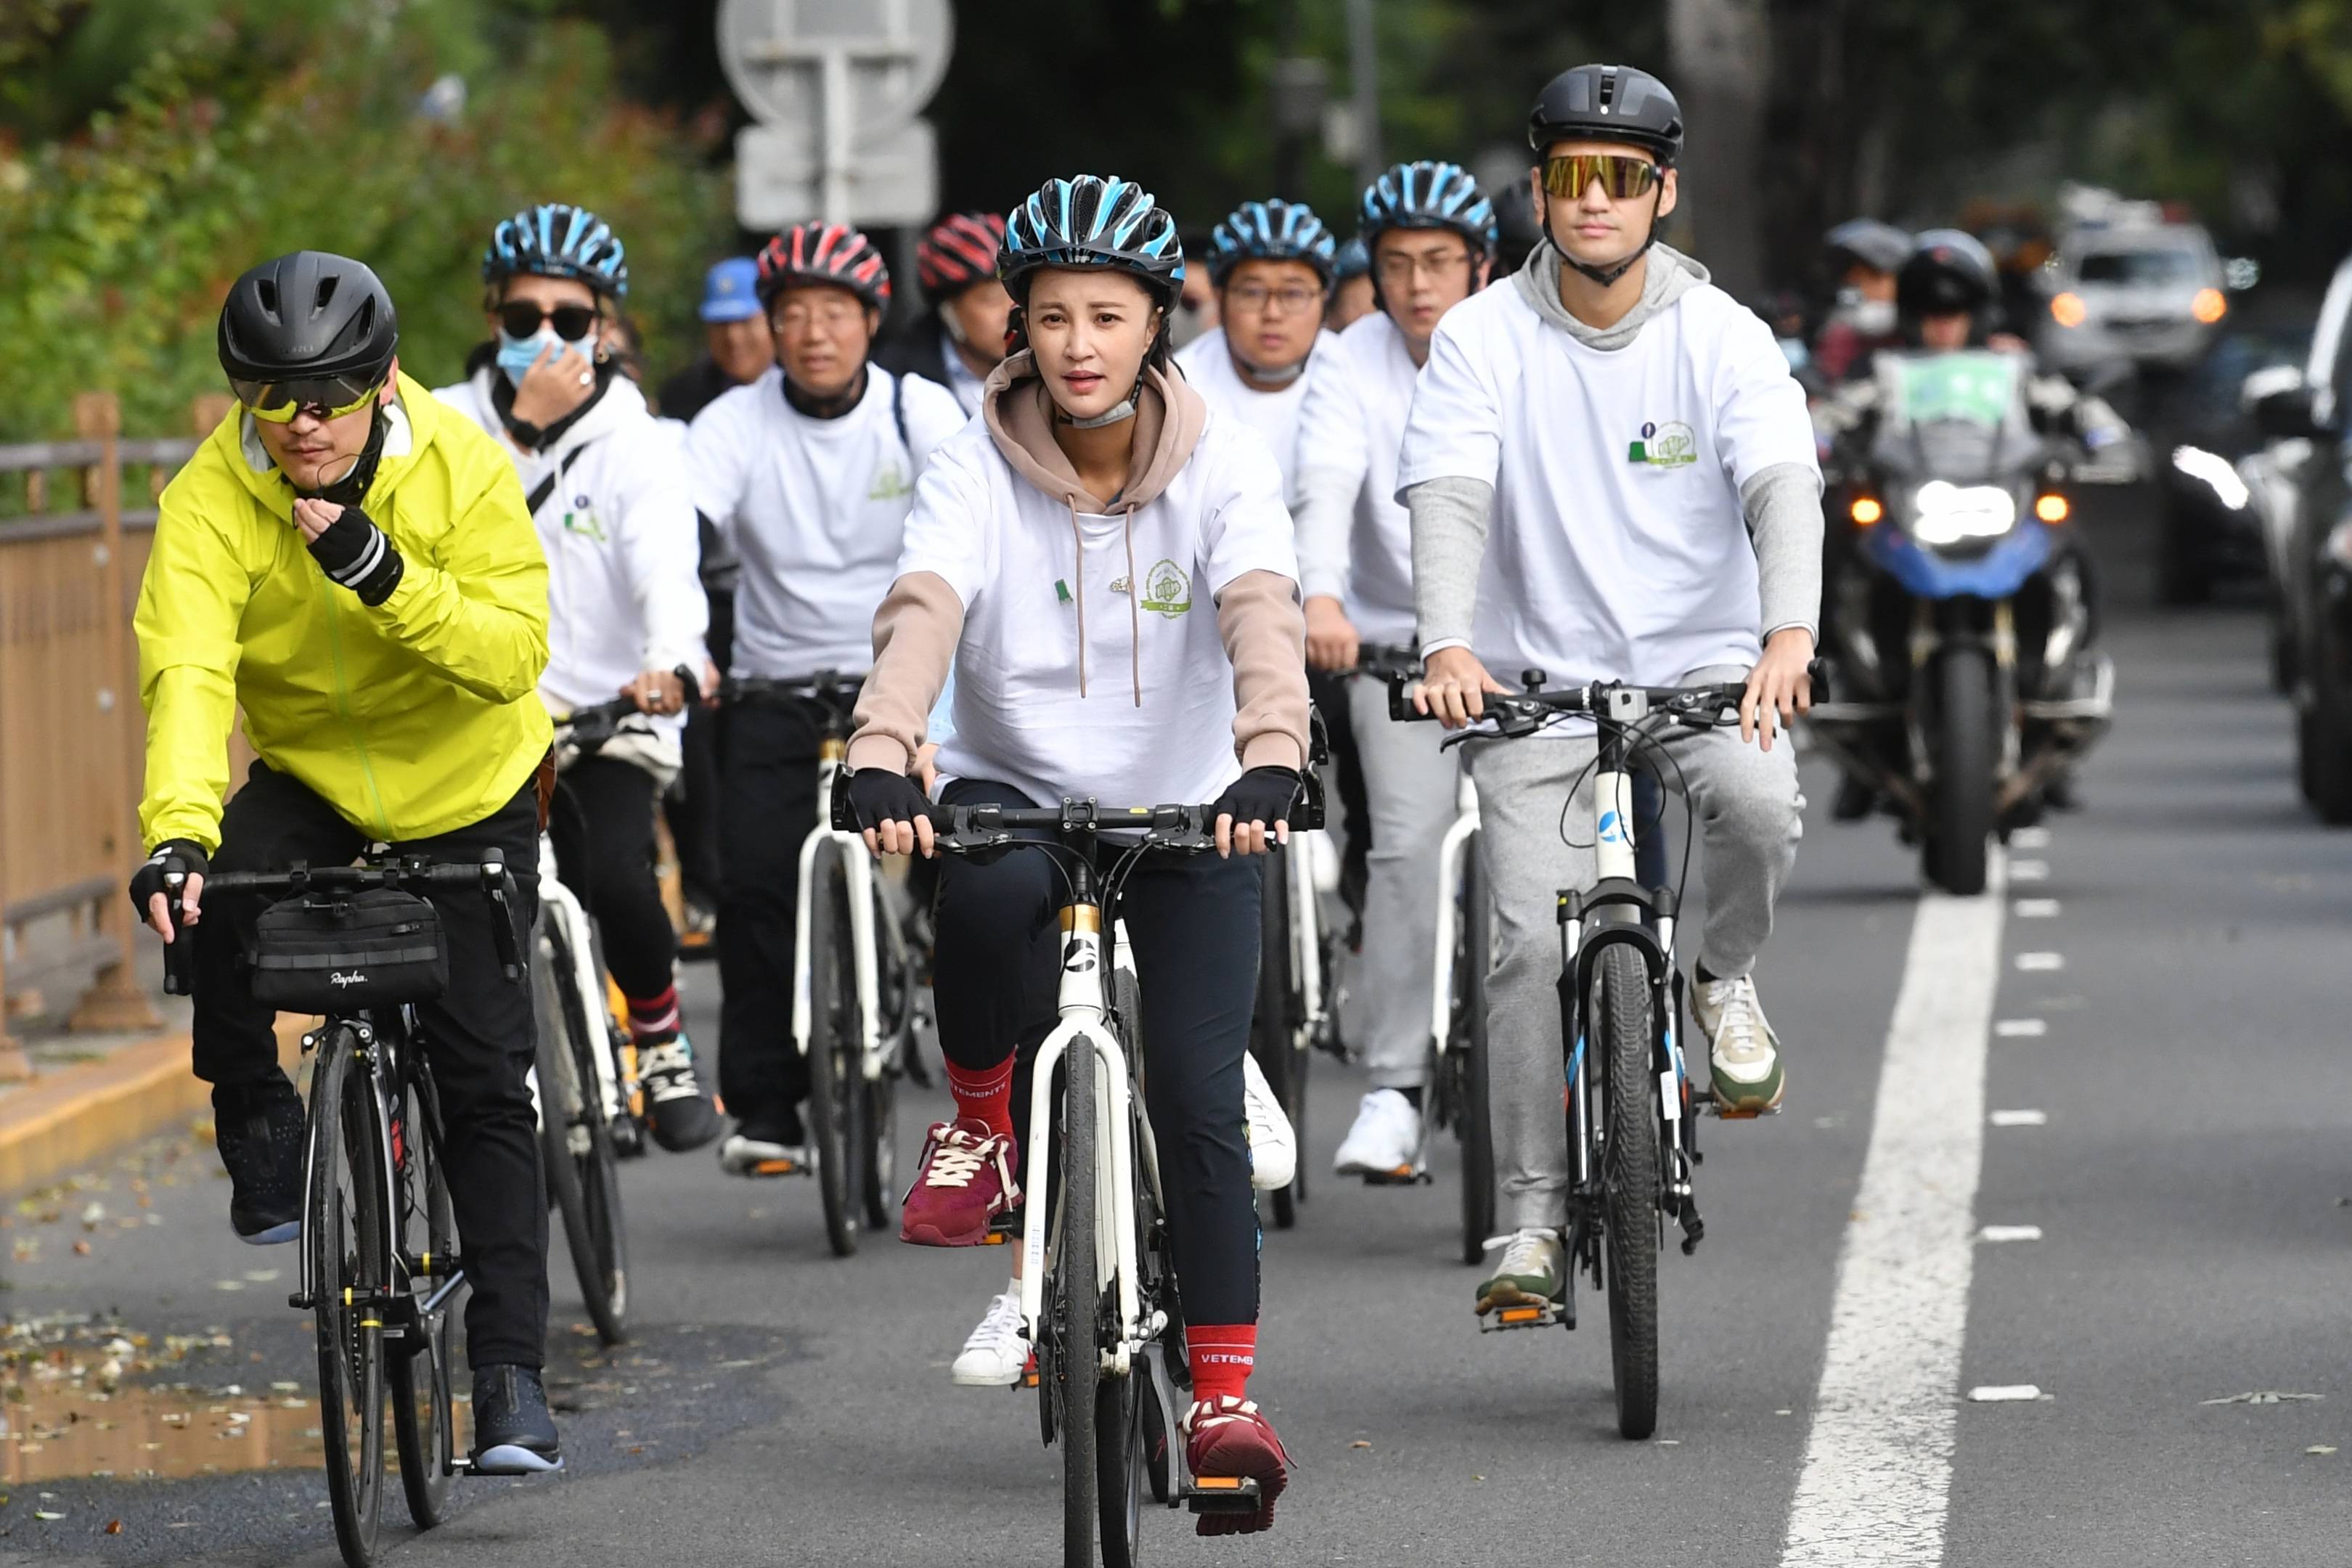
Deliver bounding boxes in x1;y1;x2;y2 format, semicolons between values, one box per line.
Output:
248;888;449;1012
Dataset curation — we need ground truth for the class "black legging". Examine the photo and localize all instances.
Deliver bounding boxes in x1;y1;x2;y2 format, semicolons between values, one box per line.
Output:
547;755;677;1000
931;778;1262;1329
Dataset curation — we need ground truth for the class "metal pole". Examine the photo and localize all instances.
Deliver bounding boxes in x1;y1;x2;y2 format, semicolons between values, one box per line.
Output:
1347;0;1381;189
821;46;852;226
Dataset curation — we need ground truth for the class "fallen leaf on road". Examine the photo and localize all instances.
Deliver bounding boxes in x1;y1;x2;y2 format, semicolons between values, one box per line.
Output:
105;1519;122;1535
2308;1445;2337;1455
1968;1384;2044;1402
72;1241;91;1256
213;1281;245;1291
34;1510;63;1520
1349;1440;1371;1449
2202;1391;2323;1405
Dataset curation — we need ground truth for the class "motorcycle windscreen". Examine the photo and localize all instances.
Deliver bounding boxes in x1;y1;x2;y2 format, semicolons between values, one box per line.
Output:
1869;350;2037;483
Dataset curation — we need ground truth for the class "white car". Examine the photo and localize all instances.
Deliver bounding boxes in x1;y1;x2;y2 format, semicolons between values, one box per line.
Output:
2038;224;2228;374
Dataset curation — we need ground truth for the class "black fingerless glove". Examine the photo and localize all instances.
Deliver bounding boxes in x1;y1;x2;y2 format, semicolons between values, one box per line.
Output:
1210;765;1302;831
128;839;209;925
306;504;406;606
844;766;933;833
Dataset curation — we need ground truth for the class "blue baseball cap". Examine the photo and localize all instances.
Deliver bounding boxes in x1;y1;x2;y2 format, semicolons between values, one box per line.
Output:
698;257;761;323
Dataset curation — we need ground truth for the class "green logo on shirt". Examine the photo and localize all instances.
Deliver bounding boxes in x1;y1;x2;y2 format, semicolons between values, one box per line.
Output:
1140;558;1192;618
1626;420;1697;468
868;461;910;500
561;502;606;541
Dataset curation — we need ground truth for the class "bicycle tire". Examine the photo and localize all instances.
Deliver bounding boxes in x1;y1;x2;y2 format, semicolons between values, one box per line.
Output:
804;839;864;1257
1055;1031;1101;1566
1251;848;1301;1229
1456;844;1498;1267
534;923;629;1345
388;1069;457;1529
862;880;905;1232
309;1029;388;1567
1596;943;1661;1440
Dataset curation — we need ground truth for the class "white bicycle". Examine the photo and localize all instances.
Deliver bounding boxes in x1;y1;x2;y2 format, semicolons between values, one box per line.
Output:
726;673;920;1256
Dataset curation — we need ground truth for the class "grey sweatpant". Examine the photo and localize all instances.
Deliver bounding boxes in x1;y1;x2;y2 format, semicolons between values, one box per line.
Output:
1463;670;1804;1230
1347;675;1462;1089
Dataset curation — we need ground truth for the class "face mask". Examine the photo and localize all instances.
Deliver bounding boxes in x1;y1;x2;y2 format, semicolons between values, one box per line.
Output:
1838;295;1897;336
497;329;560;388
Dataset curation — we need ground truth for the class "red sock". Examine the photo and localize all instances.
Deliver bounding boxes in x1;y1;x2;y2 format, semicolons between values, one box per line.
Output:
944;1058;1015;1141
626;984;680;1043
1188;1325;1257;1406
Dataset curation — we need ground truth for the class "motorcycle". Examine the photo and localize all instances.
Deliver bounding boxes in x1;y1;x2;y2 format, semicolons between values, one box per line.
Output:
1807;349;2115;894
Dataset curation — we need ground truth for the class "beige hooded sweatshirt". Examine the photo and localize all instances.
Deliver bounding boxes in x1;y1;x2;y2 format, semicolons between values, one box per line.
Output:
846;350;1310;780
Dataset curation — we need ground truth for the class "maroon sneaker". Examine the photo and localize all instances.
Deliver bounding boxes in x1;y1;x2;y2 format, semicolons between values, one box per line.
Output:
1183;1397;1291;1536
899;1117;1020;1247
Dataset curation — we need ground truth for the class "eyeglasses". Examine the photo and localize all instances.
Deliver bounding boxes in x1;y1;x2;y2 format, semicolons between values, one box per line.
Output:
496;302;601;343
230;372;385;425
772;298;865;332
1226;282;1323;315
1375;248;1473;285
1541;154;1663;202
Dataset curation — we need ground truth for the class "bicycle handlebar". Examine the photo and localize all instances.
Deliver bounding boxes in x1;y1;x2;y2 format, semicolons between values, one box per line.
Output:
160;851;523;997
915;801;1228;857
1385;669;1756;738
558;665;702;755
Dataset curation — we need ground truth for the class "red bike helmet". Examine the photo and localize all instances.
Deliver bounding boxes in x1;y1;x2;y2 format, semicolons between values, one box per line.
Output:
756;222;891;314
917;211;1008;298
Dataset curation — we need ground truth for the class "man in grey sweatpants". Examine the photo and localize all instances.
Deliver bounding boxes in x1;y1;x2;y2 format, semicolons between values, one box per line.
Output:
1397;62;1822;1315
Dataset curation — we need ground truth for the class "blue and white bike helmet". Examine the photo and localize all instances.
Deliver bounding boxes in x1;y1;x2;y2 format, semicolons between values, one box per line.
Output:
1333;235;1371;282
1357;160;1498;258
1000;175;1186;307
1204;198;1339;285
481;203;630;298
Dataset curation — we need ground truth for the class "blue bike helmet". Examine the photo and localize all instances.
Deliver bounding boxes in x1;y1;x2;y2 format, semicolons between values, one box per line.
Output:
1000;176;1186;306
1357;160;1498;258
1204;198;1339;285
481;203;630;298
1333;235;1371;282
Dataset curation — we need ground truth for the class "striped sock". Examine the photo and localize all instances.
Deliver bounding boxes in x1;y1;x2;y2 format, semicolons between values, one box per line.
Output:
627;984;681;1044
1187;1325;1257;1405
944;1057;1016;1141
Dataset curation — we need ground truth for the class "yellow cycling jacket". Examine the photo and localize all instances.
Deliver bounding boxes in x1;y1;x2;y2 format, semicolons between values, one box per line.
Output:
135;372;552;853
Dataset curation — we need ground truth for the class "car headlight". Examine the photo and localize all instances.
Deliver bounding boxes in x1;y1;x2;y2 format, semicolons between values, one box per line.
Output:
2170;444;2251;511
1909;480;2019;545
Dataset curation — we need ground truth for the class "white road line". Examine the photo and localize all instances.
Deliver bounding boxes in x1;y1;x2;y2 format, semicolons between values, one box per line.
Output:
2013;897;2061;919
1993;1018;2046;1038
2015;952;2065;972
1780;853;2005;1568
2009;859;2050;883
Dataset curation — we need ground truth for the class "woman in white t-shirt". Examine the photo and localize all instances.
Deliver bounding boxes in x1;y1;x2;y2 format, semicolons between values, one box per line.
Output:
842;176;1310;1535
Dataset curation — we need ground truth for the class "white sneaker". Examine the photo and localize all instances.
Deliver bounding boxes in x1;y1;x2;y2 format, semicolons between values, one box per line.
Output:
1241;1052;1296;1191
1333;1087;1423;1180
1690;971;1786;1113
950;1287;1029;1387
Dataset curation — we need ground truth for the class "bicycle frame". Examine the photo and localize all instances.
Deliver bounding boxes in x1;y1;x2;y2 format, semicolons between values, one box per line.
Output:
535;835;629;1132
1018;907;1164;1376
792;739;894;1082
1426;775;1482;1056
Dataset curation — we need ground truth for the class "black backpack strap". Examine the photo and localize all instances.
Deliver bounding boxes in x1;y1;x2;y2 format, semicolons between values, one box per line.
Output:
891;369;912;461
524;442;592;516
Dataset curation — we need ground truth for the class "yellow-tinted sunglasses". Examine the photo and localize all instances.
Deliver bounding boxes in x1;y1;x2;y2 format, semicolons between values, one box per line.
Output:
230;373;385;425
1540;154;1664;203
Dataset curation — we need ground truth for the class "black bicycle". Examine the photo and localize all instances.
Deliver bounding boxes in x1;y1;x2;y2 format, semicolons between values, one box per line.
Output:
727;674;920;1254
1392;669;1759;1440
163;852;526;1566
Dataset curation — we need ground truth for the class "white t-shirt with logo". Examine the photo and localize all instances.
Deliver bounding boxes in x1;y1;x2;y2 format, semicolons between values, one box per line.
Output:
1291;310;1422;647
1172;326;1335;499
899;409;1299;811
688;364;967;679
1396;279;1818;690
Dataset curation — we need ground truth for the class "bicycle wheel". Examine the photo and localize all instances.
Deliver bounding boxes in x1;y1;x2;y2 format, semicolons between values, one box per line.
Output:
1251;847;1301;1229
804;839;865;1257
388;1069;457;1530
308;1029;388;1567
1456;844;1497;1266
534;921;629;1345
1596;943;1661;1440
862;879;906;1232
1053;1031;1101;1566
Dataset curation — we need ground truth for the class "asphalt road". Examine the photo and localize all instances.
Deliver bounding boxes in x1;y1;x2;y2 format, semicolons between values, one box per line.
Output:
10;510;2352;1567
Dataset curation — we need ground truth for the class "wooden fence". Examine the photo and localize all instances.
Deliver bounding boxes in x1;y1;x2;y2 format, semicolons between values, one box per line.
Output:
0;393;230;1079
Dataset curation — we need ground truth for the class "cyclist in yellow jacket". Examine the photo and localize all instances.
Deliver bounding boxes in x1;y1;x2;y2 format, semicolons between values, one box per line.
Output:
129;250;563;1474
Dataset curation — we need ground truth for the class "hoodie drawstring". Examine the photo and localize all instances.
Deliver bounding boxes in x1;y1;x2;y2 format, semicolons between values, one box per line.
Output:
1064;500;1148;709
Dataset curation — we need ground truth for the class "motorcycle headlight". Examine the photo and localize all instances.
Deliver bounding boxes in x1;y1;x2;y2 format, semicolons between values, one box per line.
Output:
1909;480;2019;546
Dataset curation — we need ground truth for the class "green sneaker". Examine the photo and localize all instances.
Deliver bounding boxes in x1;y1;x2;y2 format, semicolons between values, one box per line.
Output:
1474;1228;1565;1316
1693;971;1786;1114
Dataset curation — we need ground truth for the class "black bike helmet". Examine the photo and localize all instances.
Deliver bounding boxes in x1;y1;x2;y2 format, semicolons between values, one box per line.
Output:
1825;218;1914;278
1527;64;1684;163
1897;229;1998;319
217;250;399;396
1492;177;1545;277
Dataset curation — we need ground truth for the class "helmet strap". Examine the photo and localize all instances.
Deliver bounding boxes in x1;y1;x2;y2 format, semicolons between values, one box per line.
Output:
1061;397;1138;430
1543;184;1662;290
294;406;391;507
1232;348;1308;388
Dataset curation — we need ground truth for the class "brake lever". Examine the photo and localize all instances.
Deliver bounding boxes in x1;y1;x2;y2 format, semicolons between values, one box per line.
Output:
479;849;523;983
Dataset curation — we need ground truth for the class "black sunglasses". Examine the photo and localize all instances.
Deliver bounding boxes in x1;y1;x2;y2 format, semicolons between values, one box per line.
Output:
497;302;601;343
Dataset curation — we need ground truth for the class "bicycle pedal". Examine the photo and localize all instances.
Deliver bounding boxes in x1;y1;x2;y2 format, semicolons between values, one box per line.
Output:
748;1157;807;1177
1479;1301;1564;1333
1360;1164;1430;1187
1185;1475;1262;1514
1699;1093;1781;1121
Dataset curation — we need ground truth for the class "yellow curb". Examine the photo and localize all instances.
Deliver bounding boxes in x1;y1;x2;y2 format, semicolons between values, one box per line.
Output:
0;1016;313;1196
